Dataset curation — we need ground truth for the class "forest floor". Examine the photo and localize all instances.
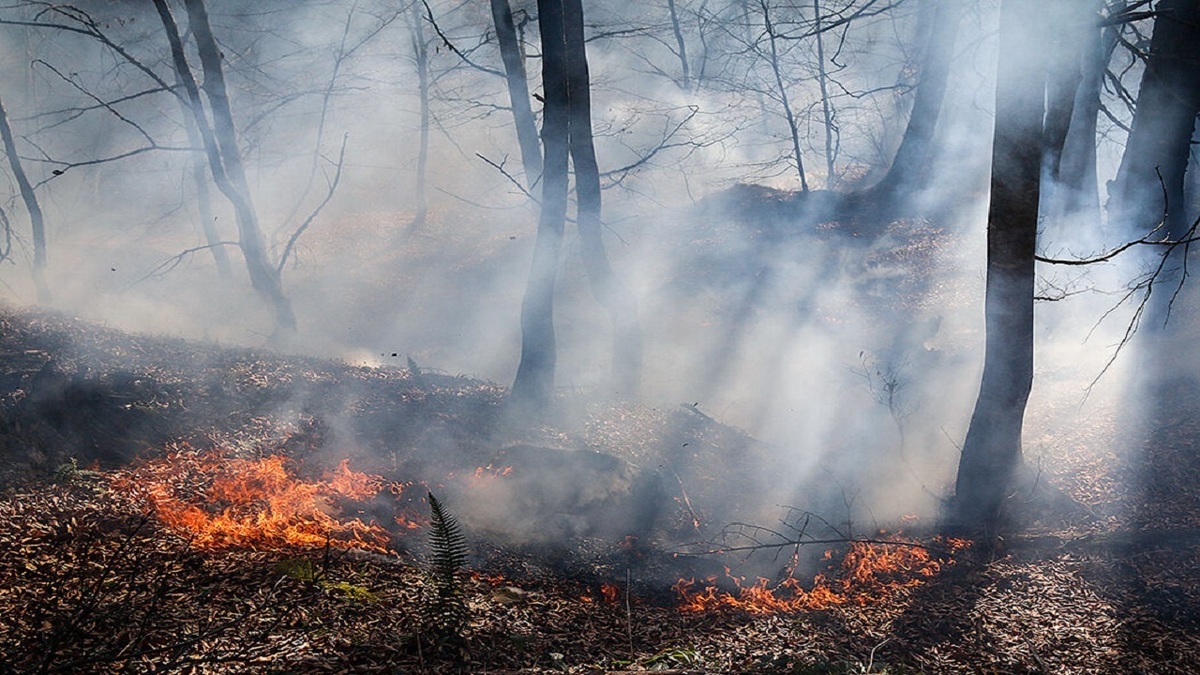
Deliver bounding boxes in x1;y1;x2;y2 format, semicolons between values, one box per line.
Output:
0;305;1197;674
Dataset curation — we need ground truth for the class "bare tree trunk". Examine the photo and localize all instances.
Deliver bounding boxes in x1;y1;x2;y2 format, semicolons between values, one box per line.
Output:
174;72;231;276
1040;0;1096;222
156;0;296;333
1108;0;1200;239
562;0;643;396
762;0;808;192
511;0;571;408
491;0;543;186
866;0;960;206
1053;0;1114;221
667;0;691;89
0;91;48;302
813;0;836;188
951;0;1044;534
408;0;430;231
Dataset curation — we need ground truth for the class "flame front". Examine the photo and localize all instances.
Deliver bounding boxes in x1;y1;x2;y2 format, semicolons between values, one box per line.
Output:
674;537;970;614
117;446;392;553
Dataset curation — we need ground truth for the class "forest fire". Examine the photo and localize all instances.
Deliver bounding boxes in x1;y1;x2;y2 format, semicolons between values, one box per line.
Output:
674;537;971;614
113;446;395;553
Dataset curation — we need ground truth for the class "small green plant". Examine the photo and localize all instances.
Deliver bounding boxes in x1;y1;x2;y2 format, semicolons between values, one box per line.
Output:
273;558;378;602
423;491;469;642
643;646;702;670
54;458;105;491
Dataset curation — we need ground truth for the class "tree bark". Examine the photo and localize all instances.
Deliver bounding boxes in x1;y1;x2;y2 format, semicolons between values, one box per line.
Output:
491;0;543;186
1107;0;1200;239
562;0;643;396
511;0;571;408
0;91;48;302
951;0;1044;533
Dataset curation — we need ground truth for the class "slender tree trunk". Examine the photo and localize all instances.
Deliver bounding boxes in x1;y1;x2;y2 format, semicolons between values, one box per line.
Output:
813;0;836;187
0;92;48;302
762;0;809;192
667;0;691;89
491;0;543;186
562;0;643;396
1040;0;1094;221
951;0;1044;533
1054;0;1114;220
867;0;960;205
174;72;231;276
1108;0;1200;239
183;0;295;333
511;0;571;408
408;0;430;231
156;0;296;333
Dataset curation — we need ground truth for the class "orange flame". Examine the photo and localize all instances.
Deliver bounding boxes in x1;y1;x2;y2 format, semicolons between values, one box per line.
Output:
674;537;970;614
116;447;392;553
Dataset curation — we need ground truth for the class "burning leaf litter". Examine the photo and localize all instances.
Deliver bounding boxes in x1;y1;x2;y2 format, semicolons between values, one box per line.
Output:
674;536;972;614
113;445;399;553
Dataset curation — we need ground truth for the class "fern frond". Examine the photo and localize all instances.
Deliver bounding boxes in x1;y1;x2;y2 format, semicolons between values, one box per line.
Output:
428;491;468;587
425;491;469;641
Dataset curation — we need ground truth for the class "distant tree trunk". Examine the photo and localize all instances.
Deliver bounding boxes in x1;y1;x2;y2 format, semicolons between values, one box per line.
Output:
0;91;48;302
174;72;231;277
951;0;1044;533
813;0;836;188
1107;0;1200;238
511;0;571;408
1041;0;1104;219
762;0;809;192
562;0;643;396
156;0;296;334
408;0;430;231
667;0;691;89
866;0;960;206
1053;0;1114;220
491;0;543;186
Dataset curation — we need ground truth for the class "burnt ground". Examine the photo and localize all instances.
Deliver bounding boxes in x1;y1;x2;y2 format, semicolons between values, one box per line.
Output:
0;302;1197;674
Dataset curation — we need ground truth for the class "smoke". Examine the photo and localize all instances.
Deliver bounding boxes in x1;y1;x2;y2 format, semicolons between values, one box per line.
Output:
0;0;1183;568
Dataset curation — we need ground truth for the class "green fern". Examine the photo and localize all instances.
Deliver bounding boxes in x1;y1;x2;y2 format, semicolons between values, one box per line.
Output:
425;491;469;640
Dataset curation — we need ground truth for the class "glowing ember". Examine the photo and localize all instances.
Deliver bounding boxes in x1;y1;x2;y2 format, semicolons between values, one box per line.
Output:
115;446;393;553
674;537;971;614
473;464;513;479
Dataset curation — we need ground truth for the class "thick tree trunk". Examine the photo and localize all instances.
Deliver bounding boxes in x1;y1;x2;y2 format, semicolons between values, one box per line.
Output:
490;0;543;186
511;0;571;408
166;0;296;334
0;92;48;302
562;0;643;396
1108;0;1200;238
867;0;960;205
951;0;1044;533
